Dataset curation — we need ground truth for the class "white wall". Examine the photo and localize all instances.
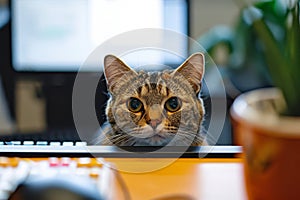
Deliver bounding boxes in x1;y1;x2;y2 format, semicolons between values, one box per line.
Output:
190;0;240;40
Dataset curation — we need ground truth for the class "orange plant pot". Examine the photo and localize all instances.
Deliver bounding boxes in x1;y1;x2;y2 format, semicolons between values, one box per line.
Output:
231;88;300;200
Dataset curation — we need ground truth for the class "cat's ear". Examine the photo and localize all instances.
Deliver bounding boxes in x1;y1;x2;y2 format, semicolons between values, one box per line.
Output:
173;53;205;93
103;55;137;92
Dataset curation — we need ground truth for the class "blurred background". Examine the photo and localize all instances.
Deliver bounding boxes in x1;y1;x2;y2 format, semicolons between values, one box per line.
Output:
0;0;249;145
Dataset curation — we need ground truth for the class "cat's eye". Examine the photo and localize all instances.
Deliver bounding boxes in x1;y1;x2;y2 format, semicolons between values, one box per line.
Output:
165;97;181;112
127;97;143;113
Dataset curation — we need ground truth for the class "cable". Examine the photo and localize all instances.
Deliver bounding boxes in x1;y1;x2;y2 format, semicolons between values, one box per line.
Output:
97;158;132;200
112;168;132;200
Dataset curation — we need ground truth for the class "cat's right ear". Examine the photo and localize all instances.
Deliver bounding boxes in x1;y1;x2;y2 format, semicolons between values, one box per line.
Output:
103;55;137;92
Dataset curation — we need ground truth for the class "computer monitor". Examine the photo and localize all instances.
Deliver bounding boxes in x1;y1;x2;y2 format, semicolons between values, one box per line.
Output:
6;0;190;130
10;0;189;72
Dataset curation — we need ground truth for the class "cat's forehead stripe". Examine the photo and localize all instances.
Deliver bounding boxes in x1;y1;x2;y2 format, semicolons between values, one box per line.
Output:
157;76;170;96
139;72;170;97
140;85;149;96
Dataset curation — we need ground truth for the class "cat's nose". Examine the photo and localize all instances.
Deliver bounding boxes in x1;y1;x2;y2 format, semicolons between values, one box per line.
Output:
147;104;163;129
148;119;162;129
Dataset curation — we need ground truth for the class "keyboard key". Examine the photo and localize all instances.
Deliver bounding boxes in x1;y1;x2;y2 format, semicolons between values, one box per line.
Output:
61;157;71;167
10;158;20;167
48;157;60;167
62;142;74;146
89;167;101;178
11;141;21;145
4;141;12;145
75;141;87;146
0;157;9;167
0;129;80;146
36;141;48;146
50;142;61;146
23;141;34;145
77;157;92;168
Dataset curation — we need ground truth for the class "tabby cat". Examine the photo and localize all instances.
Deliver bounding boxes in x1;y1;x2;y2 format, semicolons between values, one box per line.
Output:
95;53;207;146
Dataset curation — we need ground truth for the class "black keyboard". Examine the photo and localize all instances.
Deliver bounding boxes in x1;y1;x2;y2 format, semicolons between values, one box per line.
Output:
0;129;86;146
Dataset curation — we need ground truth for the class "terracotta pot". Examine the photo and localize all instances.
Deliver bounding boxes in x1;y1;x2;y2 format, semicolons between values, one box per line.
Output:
231;88;300;200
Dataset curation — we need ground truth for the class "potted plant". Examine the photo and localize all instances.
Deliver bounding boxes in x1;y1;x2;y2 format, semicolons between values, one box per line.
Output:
202;0;300;199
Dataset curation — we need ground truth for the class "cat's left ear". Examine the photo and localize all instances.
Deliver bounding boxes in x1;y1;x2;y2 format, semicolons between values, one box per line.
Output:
173;53;205;93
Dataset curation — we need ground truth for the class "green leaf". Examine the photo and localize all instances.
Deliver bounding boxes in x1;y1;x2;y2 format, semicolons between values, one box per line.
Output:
250;5;300;115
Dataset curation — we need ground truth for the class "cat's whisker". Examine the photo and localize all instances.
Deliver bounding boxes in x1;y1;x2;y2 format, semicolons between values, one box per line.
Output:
177;134;195;143
172;131;203;145
172;134;191;146
108;134;125;141
108;134;130;144
119;136;136;146
116;135;132;144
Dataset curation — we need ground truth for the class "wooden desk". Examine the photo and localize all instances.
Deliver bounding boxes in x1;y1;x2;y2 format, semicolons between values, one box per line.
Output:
0;146;246;200
108;158;247;200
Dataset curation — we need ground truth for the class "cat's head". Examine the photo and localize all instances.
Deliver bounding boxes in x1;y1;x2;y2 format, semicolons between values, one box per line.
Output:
103;53;205;146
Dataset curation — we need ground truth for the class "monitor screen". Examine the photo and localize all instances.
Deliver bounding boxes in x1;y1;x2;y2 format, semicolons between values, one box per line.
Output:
10;0;188;72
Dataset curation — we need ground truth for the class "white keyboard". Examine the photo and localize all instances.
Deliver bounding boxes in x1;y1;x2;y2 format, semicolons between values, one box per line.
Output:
0;157;115;200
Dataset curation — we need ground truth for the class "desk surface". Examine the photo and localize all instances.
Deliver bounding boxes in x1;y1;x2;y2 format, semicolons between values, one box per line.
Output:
1;156;247;200
108;158;247;200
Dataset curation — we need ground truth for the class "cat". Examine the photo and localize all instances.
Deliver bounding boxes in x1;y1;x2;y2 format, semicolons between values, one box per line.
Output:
94;53;207;146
